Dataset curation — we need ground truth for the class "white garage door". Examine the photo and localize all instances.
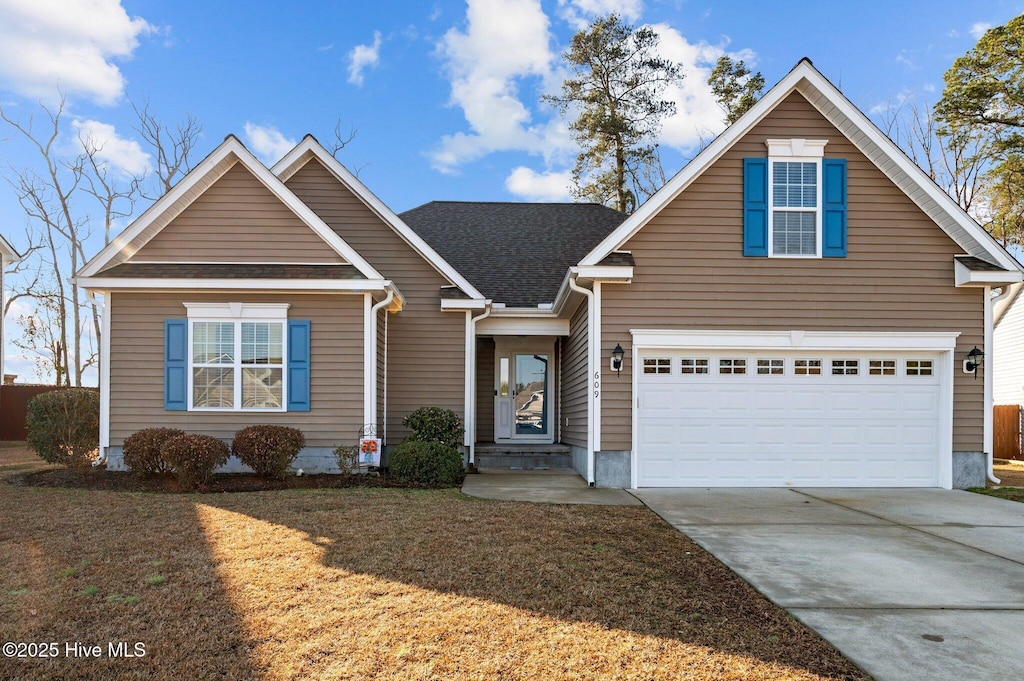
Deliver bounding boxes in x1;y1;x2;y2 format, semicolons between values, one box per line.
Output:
636;350;944;487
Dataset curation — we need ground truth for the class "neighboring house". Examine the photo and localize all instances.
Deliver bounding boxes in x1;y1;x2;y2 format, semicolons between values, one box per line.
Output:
0;234;22;382
77;59;1023;489
994;283;1024;407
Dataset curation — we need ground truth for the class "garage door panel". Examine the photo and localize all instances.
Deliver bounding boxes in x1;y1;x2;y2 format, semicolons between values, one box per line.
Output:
636;349;943;487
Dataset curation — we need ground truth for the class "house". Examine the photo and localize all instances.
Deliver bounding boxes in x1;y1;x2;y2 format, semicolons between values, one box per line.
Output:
76;59;1023;489
0;234;22;382
994;283;1024;407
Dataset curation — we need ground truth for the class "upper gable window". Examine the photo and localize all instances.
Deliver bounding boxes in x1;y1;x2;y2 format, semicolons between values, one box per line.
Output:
767;139;826;258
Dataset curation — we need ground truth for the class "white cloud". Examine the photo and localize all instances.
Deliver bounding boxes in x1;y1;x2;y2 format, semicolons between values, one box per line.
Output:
505;166;573;201
649;25;739;152
431;0;568;172
242;123;296;166
970;22;992;39
72;119;150;176
347;31;382;87
895;51;916;69
0;0;154;105
558;0;644;30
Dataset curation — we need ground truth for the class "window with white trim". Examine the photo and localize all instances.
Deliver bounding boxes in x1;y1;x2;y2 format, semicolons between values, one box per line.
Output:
794;359;822;375
643;357;671;374
767;139;827;257
869;359;896;376
832;359;859;375
756;358;784;375
681;358;709;374
719;358;746;375
906;360;933;376
186;303;288;411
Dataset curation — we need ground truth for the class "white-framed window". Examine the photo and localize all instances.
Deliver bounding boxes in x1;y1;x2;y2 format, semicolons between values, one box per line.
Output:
832;359;859;376
185;303;289;412
756;358;784;375
869;359;896;376
643;357;671;374
719;358;747;375
681;358;709;374
794;359;822;375
766;139;827;258
906;359;933;376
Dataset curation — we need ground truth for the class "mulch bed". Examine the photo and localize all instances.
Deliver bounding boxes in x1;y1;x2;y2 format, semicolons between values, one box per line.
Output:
11;467;443;493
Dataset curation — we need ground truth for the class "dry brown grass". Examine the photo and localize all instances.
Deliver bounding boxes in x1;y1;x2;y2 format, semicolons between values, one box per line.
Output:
0;445;866;680
993;461;1024;487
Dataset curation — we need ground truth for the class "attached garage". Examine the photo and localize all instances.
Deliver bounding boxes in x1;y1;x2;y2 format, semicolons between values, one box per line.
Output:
631;331;958;488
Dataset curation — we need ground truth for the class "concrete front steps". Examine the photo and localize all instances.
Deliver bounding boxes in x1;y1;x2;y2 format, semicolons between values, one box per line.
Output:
474;443;572;470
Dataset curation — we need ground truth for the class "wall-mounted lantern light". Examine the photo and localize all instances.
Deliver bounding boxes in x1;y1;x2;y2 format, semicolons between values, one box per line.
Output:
610;343;625;376
963;346;984;379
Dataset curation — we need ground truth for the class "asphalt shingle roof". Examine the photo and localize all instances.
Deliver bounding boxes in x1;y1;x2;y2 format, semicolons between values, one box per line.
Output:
401;201;627;307
954;255;1009;272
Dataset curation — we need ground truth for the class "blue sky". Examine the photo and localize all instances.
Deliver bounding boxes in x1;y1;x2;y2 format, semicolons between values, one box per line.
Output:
1;0;1023;383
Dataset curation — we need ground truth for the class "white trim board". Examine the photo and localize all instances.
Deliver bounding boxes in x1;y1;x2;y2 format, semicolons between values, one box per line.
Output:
629;329;961;352
73;277;391;292
78;135;385;282
580;59;1022;275
272;136;485;302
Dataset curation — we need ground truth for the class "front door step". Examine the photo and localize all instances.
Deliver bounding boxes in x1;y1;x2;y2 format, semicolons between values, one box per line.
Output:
475;444;572;470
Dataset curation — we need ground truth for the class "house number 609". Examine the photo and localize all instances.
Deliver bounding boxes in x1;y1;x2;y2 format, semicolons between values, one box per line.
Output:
594;370;601;398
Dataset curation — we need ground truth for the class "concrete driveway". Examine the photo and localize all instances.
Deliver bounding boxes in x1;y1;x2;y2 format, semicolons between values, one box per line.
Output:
633;488;1024;681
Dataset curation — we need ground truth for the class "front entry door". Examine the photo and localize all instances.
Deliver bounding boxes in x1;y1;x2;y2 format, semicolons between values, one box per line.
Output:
494;340;554;443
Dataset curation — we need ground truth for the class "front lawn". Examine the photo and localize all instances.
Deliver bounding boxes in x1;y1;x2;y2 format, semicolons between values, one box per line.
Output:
972;487;1024;503
1;449;865;680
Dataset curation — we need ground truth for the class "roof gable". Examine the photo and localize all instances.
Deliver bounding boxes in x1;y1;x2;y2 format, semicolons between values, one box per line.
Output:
0;234;20;263
273;136;484;300
79;136;385;281
580;59;1023;274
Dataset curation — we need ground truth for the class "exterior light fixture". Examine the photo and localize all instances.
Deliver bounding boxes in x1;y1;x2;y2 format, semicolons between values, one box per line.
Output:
964;346;984;379
610;343;625;376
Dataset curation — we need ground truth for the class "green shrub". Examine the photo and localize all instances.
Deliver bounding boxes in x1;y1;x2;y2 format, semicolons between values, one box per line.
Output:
26;388;100;476
401;407;463;448
160;434;229;489
388;440;464;487
231;425;305;479
122;428;184;474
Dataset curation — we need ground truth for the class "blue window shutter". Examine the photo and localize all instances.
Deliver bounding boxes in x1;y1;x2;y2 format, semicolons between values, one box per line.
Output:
822;158;847;257
164;319;187;411
743;158;769;256
287;320;311;412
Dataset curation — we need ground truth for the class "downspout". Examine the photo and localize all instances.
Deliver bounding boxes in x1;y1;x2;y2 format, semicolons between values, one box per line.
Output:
987;285;1011;484
370;289;395;438
568;275;596;485
467;304;492;467
93;291;110;467
383;309;388;446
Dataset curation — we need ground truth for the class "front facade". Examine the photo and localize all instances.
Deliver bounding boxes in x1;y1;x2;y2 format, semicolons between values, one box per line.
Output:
78;60;1022;488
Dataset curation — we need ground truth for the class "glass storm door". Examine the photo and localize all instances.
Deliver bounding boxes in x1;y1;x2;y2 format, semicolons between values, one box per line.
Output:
513;354;549;437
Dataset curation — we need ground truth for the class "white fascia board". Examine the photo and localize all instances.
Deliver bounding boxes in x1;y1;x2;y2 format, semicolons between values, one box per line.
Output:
440;298;490;310
579;59;1023;274
629;329;961;352
75;276;390;292
573;265;634;281
0;234;21;263
954;259;1023;287
273;137;485;300
477;317;569;336
78;136;385;282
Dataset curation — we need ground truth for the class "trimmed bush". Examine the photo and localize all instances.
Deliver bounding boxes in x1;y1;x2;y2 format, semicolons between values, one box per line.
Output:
123;428;184;474
388;440;464;487
232;425;306;479
26;388;100;476
161;434;229;489
333;444;360;476
402;407;463;448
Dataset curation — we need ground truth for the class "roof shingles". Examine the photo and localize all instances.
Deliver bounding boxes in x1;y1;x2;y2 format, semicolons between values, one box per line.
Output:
401;201;626;307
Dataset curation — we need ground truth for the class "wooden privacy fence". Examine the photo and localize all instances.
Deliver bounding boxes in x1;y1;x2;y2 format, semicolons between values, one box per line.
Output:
0;385;63;440
994;404;1023;461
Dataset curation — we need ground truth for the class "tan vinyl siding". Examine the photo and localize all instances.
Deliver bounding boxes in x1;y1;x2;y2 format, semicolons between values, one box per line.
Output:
377;308;386;438
108;292;363;448
126;162;345;264
560;299;589;448
476;338;495;442
285;159;466;441
601;92;985;452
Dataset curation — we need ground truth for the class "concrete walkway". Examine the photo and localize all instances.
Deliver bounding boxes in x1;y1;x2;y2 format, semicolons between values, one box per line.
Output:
461;469;641;505
633;488;1024;681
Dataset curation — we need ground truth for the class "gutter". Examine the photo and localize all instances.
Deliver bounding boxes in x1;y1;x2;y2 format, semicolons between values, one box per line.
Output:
568;275;596;486
466;303;492;468
369;289;395;438
987;285;1012;484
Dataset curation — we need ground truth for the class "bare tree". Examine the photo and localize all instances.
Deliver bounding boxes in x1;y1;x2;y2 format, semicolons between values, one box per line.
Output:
132;97;202;198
